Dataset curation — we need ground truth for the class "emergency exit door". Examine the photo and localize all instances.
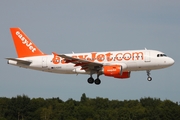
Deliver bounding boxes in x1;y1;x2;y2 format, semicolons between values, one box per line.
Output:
42;57;47;68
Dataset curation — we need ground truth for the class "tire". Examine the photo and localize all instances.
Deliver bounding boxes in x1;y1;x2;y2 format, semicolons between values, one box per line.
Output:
87;77;94;84
147;77;152;81
95;78;101;85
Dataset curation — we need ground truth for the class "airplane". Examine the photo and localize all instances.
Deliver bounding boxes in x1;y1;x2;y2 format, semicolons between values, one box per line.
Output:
7;28;174;85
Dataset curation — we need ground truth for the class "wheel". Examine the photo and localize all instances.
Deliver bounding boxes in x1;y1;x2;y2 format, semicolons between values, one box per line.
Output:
147;77;152;81
95;78;101;85
87;77;94;84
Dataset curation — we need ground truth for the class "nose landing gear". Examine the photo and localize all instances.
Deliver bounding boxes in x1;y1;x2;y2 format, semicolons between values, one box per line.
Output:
147;77;152;81
147;70;152;81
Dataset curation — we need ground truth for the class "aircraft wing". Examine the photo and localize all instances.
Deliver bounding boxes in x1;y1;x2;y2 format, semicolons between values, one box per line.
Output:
6;58;32;65
54;52;103;71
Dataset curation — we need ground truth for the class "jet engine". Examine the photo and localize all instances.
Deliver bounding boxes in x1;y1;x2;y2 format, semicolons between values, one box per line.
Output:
103;65;130;79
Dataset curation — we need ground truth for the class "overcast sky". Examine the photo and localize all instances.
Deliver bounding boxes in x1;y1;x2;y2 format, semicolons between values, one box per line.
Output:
0;0;179;102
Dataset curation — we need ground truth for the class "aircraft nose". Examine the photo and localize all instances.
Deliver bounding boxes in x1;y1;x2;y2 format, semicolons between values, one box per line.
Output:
168;57;175;66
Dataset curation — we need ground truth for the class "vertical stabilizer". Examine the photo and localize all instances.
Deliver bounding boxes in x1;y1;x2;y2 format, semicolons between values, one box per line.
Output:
10;28;45;58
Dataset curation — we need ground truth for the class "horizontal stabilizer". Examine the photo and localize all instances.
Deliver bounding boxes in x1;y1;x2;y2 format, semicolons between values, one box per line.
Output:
6;58;32;65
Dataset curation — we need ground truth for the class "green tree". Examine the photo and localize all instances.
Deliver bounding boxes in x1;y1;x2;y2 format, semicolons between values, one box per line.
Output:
40;106;52;120
0;95;180;120
80;93;87;103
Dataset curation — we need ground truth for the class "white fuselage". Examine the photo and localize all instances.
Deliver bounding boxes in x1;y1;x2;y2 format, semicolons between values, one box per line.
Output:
8;49;174;75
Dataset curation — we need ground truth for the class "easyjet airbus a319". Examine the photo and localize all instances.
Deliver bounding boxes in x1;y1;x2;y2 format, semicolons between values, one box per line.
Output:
7;28;174;85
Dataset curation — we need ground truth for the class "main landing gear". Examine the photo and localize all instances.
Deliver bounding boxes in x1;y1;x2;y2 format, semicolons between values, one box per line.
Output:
147;70;152;81
87;74;101;85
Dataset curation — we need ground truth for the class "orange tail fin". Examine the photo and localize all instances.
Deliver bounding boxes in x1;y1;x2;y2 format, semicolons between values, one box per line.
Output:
10;28;45;58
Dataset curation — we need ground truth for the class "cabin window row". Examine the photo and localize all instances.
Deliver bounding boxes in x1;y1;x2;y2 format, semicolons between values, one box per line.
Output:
51;56;143;62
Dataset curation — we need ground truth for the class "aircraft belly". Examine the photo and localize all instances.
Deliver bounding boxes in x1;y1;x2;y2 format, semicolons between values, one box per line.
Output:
126;61;159;71
126;62;137;71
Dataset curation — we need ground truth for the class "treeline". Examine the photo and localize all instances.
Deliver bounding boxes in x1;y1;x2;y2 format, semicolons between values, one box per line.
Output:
0;94;180;120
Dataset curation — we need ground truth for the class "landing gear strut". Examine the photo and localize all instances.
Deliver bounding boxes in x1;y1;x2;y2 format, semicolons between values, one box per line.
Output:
94;74;101;85
147;70;152;81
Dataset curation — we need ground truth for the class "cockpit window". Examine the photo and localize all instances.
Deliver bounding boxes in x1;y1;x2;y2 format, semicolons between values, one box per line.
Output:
157;54;167;57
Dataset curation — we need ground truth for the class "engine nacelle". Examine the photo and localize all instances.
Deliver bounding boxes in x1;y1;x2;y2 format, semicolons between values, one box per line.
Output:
103;65;122;76
103;65;130;79
113;71;131;79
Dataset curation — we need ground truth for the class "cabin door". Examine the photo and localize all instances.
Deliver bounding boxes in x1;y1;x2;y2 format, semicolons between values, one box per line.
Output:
42;57;47;68
145;51;151;62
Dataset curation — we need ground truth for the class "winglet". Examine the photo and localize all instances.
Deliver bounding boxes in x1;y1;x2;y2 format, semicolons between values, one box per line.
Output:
10;28;45;58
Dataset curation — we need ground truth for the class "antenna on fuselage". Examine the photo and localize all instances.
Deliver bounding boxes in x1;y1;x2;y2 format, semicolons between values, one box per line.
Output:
145;48;147;50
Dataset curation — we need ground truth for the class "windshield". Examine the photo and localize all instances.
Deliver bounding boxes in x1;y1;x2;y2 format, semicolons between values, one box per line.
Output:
157;54;167;57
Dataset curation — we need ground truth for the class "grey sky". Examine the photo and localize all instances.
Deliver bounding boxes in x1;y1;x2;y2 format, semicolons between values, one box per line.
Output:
0;1;179;102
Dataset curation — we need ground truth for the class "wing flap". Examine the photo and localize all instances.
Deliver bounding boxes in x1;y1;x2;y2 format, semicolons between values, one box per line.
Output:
53;52;103;71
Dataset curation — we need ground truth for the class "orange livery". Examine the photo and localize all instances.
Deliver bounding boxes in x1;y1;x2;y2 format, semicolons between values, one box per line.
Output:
7;27;174;85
